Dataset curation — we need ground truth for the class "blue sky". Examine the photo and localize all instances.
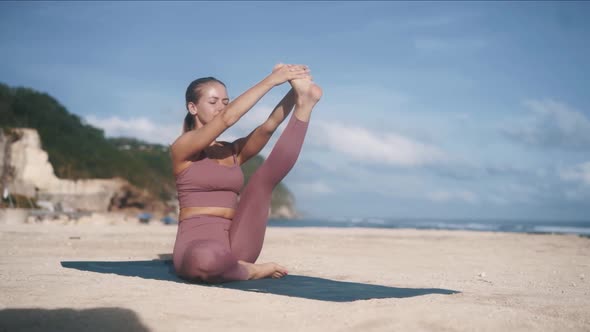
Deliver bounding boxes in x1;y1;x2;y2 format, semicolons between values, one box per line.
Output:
1;2;589;221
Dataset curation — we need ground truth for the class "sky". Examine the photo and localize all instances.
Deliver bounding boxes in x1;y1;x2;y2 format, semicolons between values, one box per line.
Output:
1;1;589;221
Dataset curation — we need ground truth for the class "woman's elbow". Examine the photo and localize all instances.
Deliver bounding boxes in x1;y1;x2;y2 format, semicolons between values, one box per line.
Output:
260;120;278;135
221;110;239;127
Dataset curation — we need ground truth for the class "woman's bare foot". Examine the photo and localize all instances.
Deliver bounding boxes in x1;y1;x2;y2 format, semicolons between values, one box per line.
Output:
290;78;322;105
239;260;288;280
291;78;322;122
273;63;322;121
273;63;322;103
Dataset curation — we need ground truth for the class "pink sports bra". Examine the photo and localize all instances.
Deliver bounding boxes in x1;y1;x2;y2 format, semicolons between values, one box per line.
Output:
175;150;244;210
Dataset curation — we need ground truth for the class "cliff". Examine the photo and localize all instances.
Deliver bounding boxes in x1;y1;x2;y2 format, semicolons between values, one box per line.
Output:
1;128;127;211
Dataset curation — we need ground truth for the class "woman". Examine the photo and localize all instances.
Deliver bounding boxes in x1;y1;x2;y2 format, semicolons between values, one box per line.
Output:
171;64;322;283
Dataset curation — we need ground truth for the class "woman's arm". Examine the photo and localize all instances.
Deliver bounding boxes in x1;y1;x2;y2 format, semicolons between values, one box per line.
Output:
232;88;296;165
170;65;309;167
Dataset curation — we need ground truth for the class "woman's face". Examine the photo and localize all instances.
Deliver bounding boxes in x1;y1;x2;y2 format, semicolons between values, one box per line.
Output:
191;82;229;124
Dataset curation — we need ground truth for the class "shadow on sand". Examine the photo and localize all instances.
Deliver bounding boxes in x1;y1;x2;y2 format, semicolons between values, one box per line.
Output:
61;257;459;302
0;307;150;332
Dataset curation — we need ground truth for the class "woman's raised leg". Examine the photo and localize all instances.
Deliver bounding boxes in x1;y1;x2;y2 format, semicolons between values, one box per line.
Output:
229;79;322;263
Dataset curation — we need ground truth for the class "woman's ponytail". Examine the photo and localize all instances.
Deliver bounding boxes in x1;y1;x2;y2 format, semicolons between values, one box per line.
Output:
183;112;196;133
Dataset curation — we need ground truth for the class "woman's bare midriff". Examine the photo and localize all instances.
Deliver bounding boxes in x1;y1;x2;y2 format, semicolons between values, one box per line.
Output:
179;206;236;222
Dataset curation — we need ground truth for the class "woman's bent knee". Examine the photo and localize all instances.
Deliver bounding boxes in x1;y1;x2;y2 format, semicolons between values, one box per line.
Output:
176;242;237;282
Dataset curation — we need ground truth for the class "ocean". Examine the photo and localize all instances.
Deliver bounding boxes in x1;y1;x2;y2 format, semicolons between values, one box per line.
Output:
267;217;590;236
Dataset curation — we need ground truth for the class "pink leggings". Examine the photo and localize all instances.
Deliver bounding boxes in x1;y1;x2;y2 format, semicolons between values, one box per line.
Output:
172;114;309;283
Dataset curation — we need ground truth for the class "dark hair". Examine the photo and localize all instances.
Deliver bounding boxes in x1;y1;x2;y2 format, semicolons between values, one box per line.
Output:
183;77;226;132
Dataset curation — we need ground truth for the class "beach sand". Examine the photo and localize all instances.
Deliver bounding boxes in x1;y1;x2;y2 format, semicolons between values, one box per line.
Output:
1;221;589;331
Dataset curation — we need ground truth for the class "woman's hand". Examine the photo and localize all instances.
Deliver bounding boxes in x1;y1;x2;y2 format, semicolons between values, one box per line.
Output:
266;63;311;86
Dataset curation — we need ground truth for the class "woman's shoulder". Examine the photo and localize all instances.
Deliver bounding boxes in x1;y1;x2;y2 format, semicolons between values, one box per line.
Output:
171;127;204;151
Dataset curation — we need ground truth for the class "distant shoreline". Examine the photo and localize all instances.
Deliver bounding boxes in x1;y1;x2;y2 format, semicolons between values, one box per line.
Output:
268;217;590;236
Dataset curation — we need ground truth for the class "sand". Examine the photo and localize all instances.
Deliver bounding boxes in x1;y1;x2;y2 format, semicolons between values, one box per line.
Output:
1;220;589;331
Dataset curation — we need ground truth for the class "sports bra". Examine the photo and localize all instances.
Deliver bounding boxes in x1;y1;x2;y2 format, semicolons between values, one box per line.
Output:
175;149;244;210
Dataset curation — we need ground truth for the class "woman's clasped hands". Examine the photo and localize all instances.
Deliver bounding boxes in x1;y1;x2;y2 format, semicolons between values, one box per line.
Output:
267;63;312;86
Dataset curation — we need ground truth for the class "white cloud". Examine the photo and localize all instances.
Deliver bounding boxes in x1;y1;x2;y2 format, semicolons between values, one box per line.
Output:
427;190;479;204
504;99;590;149
85;115;185;145
312;121;448;167
526;99;590;142
559;161;590;186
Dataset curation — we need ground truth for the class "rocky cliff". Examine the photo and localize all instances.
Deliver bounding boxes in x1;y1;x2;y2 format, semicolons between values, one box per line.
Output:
1;128;127;211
